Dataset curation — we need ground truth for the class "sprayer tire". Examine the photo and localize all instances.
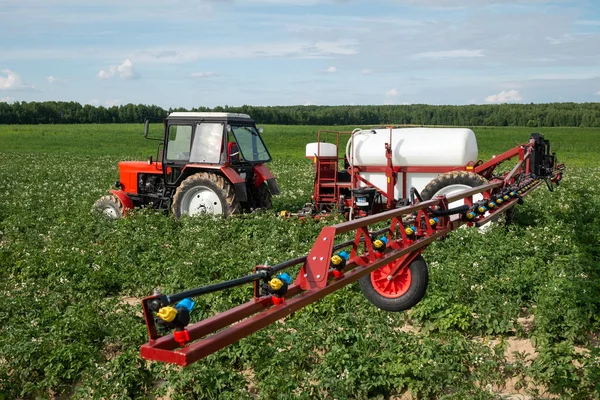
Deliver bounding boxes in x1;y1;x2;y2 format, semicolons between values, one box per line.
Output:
359;254;428;312
172;172;240;218
420;171;489;201
93;194;124;219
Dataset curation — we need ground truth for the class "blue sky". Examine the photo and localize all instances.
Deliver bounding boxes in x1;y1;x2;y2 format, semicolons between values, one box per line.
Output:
1;0;600;108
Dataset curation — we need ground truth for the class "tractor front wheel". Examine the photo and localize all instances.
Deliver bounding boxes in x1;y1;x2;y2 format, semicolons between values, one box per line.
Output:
359;254;428;312
93;195;124;219
172;172;240;218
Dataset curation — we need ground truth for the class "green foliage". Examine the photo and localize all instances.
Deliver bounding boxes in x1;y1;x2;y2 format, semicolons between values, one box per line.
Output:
0;124;599;398
3;101;600;127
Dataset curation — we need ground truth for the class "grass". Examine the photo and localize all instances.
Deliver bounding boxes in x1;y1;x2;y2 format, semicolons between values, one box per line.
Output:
1;124;598;165
0;123;599;399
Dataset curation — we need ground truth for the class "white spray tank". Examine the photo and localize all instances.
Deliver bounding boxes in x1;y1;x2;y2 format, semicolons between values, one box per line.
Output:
346;127;479;199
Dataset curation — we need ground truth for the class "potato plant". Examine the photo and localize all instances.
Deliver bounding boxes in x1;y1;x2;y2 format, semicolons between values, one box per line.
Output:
0;124;599;399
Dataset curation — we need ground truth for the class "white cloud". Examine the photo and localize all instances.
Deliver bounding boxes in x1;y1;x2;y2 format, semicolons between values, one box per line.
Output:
88;98;121;107
411;49;484;60
576;19;600;26
324;66;336;73
596;90;600;96
545;34;575;45
135;40;358;64
386;88;398;97
485;89;523;103
104;99;121;107
1;96;15;103
98;59;137;79
0;69;34;91
531;72;599;80
47;75;67;84
394;0;551;7
361;69;374;75
190;72;219;78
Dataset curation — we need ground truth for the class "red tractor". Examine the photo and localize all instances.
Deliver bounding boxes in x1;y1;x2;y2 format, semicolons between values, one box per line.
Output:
94;112;279;218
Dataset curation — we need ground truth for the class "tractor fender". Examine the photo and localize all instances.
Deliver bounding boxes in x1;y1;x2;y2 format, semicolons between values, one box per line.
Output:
219;167;248;202
109;189;134;211
253;165;280;195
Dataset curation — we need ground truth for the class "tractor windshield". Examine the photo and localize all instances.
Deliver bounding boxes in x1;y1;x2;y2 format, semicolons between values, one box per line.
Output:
231;125;271;163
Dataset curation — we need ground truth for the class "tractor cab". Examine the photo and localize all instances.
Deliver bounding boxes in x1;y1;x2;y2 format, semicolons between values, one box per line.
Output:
156;112;272;185
95;112;278;218
159;112;271;166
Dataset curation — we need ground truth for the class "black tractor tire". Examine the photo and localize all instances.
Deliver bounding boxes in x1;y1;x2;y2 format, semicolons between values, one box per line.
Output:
93;195;124;219
503;205;517;225
420;171;489;201
251;183;273;210
172;172;240;218
359;255;429;312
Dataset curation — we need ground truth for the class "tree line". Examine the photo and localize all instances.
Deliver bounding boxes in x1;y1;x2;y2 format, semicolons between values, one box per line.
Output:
0;101;599;127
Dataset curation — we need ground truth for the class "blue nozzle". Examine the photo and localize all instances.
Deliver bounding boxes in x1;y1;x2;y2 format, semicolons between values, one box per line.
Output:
176;298;195;313
277;272;292;285
338;251;350;261
379;237;388;245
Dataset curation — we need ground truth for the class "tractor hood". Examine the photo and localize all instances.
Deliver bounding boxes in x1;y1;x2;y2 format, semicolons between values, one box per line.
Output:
118;161;163;194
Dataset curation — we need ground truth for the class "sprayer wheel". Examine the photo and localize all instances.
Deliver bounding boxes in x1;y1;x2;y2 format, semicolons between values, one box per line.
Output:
359;254;428;312
93;194;124;219
172;172;240;218
420;171;489;201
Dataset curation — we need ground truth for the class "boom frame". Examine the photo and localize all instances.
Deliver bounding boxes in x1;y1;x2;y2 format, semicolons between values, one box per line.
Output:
140;133;565;366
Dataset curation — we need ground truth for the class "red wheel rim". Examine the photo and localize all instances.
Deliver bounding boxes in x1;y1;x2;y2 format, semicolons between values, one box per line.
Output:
370;259;412;299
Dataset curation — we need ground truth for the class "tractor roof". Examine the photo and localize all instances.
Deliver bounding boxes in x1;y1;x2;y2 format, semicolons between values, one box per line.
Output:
168;112;252;120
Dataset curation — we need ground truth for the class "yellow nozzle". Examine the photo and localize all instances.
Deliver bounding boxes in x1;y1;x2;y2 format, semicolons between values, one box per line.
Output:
331;255;343;266
157;306;177;323
279;210;288;217
405;227;414;235
268;278;283;291
373;239;384;249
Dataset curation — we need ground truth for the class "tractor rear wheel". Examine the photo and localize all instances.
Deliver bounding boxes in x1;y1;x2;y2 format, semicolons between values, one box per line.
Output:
93;195;124;219
359;254;428;312
251;183;272;210
172;172;240;218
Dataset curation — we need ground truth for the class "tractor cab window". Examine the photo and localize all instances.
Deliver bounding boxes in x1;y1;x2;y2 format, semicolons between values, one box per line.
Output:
166;125;193;161
190;123;224;164
230;125;271;163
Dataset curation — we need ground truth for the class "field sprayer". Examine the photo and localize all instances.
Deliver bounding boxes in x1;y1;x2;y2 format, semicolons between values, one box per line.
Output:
94;112;279;218
293;127;563;219
139;128;564;366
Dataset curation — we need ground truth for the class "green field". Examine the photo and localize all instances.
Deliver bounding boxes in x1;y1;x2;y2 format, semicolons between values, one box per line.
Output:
1;124;599;399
